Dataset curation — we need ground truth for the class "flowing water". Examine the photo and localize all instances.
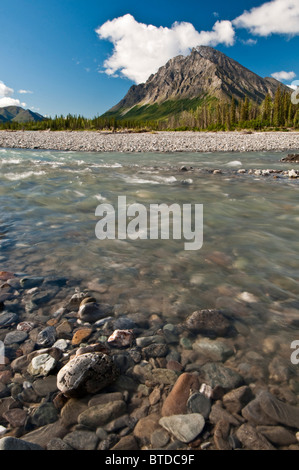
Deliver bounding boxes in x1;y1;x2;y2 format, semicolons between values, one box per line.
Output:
1;148;299;388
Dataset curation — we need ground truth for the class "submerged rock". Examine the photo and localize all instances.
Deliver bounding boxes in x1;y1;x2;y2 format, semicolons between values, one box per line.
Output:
159;414;205;443
57;352;119;397
186;309;231;337
161;373;199;416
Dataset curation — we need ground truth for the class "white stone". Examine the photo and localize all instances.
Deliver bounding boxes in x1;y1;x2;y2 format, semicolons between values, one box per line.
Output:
27;353;56;376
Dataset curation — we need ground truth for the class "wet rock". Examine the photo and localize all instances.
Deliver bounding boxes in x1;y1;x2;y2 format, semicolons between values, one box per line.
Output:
192;338;234;362
4;330;28;345
133;414;161;445
151;368;179;385
57;352;119;398
151;428;170;448
28;353;57;377
0;311;18;327
222;386;254;414
111;435;139;450
37;326;56;347
75;342;110;356
254;391;299;428
268;356;291;383
2;408;27;427
30;403;59;427
186;309;231;337
78;302;112;323
161;373;199;417
209;403;242;426
113;317;137;330
71;327;93;346
214;420;232;450
63;430;99;450
257;425;297;446
143;343;169;359
136;335;165;348
187;392;211;419
20;277;44;289
88;392;124;407
159;414;205;443
60;398;88;427
46;438;73;450
201;362;244;391
108;329;134;348
236;424;276;450
281;153;299;163
19;420;68;448
78;400;126;429
17;321;35;332
32;375;58;396
0;436;43;450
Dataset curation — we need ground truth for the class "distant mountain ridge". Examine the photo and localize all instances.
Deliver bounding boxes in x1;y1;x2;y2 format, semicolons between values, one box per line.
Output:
0;106;44;123
102;46;291;122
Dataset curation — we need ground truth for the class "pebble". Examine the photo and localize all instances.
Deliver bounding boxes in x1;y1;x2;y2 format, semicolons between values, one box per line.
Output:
0;436;44;450
28;353;57;377
63;430;99;450
159;413;205;443
185;309;231;337
71;327;93;346
56;352;119;397
107;329;134;348
78;302;112;323
4;330;28;345
187;392;211;419
192;338;234;362
161;373;199;416
78;400;126;428
0;311;18;326
37;326;56;347
201;362;244;391
236;424;275;450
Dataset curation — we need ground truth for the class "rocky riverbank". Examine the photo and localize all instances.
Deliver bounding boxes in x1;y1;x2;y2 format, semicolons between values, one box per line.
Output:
1;271;299;451
1;130;299;153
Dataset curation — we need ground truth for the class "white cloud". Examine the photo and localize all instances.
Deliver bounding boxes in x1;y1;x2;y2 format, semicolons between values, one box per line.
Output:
233;0;299;36
0;81;14;98
0;97;25;108
241;38;258;45
96;14;235;84
0;81;26;108
18;89;33;94
271;70;296;81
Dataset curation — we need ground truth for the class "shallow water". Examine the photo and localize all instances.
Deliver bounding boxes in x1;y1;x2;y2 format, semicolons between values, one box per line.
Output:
1;148;299;384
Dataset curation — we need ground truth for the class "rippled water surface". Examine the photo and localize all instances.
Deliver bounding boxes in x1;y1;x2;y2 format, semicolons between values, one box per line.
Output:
1;147;299;381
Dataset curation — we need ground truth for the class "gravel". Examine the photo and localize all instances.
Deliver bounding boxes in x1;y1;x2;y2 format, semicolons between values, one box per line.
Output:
1;130;299;153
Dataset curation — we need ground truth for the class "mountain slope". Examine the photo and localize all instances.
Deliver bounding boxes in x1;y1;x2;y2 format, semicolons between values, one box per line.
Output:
102;46;290;121
0;106;44;123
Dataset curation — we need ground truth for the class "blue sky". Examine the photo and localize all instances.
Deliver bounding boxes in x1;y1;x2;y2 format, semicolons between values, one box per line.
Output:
1;0;298;118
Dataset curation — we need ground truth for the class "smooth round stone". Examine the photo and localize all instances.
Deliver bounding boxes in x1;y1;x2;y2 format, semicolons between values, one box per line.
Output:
4;330;28;345
187;392;211;419
57;352;119;397
30;403;58;427
0;311;18;327
151;429;170;448
78;303;112;323
28;353;57;377
37;326;56;347
53;339;69;351
20;277;44;289
159;414;205;443
192;338;234;362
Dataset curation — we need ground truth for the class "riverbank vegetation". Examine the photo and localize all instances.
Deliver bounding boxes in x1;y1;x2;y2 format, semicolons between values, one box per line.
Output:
0;87;298;132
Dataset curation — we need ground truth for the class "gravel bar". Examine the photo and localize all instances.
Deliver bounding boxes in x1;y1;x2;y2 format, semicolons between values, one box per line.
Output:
1;130;299;153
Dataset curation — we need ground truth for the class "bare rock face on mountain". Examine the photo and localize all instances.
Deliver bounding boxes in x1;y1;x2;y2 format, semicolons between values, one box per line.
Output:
104;46;289;120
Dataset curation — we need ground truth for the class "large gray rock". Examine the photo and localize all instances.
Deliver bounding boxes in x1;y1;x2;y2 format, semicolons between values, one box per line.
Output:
0;436;43;450
186;309;231;337
78;302;113;323
57;352;119;397
201;362;244;391
159;413;205;443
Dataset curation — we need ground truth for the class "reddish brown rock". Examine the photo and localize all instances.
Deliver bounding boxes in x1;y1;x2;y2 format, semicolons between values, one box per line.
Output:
107;329;134;348
161;372;199;417
3;408;27;427
71;327;93;346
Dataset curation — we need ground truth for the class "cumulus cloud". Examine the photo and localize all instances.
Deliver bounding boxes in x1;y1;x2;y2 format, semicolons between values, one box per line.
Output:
271;70;296;81
96;14;235;84
18;89;33;94
233;0;299;36
0;80;25;108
